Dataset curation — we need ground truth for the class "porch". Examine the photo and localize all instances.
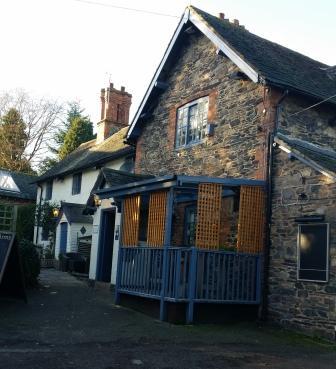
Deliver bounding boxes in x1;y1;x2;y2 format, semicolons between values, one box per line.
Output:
96;175;266;323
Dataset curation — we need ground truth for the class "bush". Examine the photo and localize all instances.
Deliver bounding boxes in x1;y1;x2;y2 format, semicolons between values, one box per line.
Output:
19;239;40;287
16;204;36;242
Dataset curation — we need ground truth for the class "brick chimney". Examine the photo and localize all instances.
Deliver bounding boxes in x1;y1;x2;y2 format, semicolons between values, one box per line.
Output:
96;82;132;144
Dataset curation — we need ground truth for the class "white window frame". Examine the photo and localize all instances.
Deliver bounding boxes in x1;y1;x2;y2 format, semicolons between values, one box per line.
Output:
297;223;329;283
175;96;209;148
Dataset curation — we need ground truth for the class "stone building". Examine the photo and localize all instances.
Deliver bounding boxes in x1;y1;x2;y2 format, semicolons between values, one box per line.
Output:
97;6;336;337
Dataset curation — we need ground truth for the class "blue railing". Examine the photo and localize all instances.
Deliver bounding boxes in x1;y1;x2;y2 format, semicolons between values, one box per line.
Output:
194;250;261;303
116;246;261;322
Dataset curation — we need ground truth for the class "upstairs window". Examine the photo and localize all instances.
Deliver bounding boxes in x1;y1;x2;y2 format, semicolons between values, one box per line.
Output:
175;96;209;148
72;173;82;195
297;223;329;282
45;180;53;200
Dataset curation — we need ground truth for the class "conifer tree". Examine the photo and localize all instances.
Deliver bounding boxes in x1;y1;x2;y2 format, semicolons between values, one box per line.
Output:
0;108;32;173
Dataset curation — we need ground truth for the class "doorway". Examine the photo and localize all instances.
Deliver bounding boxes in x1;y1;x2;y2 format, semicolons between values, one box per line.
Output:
96;209;116;282
59;222;68;254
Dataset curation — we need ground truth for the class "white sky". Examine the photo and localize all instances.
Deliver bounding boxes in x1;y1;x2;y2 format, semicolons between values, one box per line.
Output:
1;0;335;130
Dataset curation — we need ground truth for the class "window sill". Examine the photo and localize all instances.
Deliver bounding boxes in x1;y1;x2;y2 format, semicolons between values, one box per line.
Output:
175;139;206;151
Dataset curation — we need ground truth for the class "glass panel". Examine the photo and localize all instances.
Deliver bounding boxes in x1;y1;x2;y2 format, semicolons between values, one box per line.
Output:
175;96;209;147
0;204;14;231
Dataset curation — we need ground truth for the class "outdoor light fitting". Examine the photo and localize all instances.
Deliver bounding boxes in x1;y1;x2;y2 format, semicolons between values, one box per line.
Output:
52;208;60;218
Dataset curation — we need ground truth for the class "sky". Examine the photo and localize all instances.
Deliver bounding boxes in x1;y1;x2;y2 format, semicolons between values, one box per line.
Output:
1;0;335;131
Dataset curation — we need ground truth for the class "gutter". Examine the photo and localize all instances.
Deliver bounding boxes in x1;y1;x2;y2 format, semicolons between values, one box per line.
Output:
35;183;43;244
260;89;288;320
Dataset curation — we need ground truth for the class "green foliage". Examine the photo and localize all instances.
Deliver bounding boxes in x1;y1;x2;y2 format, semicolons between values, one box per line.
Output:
38;157;58;175
16;204;36;242
44;102;94;167
59;116;94;159
35;201;60;246
0;108;32;173
19;239;40;287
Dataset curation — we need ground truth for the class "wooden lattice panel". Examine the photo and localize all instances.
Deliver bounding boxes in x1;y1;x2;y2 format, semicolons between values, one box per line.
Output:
122;195;141;246
195;183;222;250
147;191;168;247
237;186;265;254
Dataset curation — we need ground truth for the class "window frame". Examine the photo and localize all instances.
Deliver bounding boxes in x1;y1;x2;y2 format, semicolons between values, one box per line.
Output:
72;172;82;195
175;96;209;149
45;180;53;200
0;204;15;231
297;223;330;283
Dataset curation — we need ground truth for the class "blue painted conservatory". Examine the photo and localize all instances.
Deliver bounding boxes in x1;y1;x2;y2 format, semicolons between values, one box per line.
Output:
96;175;266;323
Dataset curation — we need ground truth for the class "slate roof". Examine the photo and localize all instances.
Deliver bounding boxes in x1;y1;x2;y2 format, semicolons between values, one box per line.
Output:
0;169;37;200
86;168;153;207
37;127;134;183
192;6;336;104
128;6;336;140
275;133;336;176
59;202;93;224
100;168;153;187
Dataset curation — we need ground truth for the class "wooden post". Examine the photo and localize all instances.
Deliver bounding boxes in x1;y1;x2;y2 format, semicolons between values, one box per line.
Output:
255;255;262;304
186;246;197;324
115;200;124;305
159;188;174;321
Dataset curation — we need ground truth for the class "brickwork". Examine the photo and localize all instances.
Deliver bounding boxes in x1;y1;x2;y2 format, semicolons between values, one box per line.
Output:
0;196;33;205
97;83;132;144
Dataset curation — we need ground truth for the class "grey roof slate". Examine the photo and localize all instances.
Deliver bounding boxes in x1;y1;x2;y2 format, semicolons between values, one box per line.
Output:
86;168;153;207
275;133;336;175
101;168;153;187
0;169;37;200
60;202;93;224
192;6;336;104
37;127;134;183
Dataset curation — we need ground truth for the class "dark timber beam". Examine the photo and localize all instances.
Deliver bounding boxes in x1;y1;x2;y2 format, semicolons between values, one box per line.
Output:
154;81;169;90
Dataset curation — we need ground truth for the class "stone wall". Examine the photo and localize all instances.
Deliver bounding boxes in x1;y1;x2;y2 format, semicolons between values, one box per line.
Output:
268;148;336;339
135;32;275;180
278;95;336;149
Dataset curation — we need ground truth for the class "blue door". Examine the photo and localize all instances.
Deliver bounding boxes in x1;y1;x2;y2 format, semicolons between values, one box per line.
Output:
60;222;68;254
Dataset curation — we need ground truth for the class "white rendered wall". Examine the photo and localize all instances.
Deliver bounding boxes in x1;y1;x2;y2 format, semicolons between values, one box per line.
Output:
34;157;126;247
110;211;121;285
89;199;120;284
89;198;111;280
69;222;93;252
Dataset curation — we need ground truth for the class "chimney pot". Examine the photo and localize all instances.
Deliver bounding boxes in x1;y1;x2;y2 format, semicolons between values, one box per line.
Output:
109;82;114;89
233;19;239;26
218;12;225;20
121;86;125;92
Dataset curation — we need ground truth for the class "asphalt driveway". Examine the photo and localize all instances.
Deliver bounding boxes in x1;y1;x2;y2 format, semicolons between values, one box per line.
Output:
0;269;335;369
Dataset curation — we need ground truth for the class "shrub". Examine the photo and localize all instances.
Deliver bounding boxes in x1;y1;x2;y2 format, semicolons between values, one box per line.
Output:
16;204;36;242
19;239;40;287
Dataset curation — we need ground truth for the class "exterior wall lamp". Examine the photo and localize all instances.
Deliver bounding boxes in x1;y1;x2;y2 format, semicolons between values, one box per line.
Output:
52;208;60;218
94;196;102;207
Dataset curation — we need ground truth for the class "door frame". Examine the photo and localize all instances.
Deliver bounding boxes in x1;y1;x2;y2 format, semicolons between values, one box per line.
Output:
96;207;116;282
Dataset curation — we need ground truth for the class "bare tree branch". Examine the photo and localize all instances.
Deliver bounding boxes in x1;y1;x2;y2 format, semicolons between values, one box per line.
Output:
0;89;65;169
